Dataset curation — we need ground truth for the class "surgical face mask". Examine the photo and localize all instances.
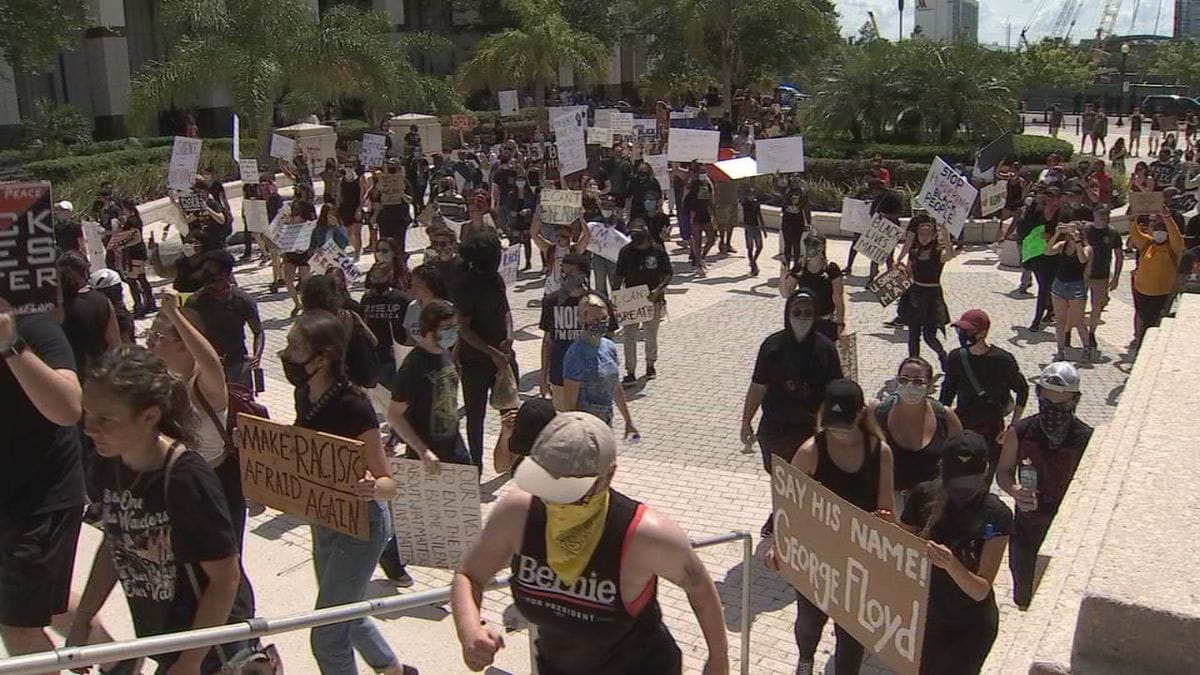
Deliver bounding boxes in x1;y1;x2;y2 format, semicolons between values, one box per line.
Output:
182;243;197;257
899;383;928;405
1152;230;1168;244
643;198;658;213
437;327;459;349
281;355;317;387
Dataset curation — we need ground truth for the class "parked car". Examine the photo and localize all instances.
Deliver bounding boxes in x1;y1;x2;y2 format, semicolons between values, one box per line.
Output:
1139;94;1200;122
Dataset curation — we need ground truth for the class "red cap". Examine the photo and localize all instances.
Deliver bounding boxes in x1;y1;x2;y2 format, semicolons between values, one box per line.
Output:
952;309;990;332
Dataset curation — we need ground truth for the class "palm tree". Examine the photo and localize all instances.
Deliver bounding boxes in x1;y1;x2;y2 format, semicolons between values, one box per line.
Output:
457;0;609;123
898;41;1017;143
128;0;456;153
806;39;902;142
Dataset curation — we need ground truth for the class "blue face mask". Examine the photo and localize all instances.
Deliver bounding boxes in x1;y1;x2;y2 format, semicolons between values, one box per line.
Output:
438;327;459;349
644;198;658;213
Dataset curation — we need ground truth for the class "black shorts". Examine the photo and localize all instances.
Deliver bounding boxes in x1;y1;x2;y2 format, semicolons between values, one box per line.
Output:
0;506;83;627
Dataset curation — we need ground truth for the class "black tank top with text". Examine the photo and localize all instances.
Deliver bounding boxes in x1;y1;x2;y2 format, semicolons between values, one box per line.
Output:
510;490;681;675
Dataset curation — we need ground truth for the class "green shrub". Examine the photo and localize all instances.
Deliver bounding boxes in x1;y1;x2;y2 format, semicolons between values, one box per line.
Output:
335;119;373;144
803;135;1073;165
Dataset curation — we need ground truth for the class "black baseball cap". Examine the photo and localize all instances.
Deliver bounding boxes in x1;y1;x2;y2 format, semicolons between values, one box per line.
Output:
508;398;558;456
940;431;990;479
822;379;865;428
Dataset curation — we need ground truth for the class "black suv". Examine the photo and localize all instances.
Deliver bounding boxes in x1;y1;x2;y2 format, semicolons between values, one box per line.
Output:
1138;94;1200;120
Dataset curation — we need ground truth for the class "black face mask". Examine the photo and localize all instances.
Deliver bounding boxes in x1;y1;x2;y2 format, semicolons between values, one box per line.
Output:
957;330;981;348
281;355;317;387
1038;397;1075;446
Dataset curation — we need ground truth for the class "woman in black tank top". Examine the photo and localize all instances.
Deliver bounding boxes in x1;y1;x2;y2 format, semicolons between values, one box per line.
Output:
898;216;950;366
766;379;895;675
1047;221;1094;362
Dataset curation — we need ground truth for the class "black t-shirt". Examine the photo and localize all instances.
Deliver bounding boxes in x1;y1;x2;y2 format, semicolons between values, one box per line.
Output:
609;159;633;195
391;348;463;460
870;189;903;219
939;345;1028;425
781;188;808;228
751;330;843;430
493;166;517;203
717;118;736;147
185;288;259;362
0;314;85;524
360;288;410;359
431;258;465;292
615;243;671;293
294;384;377;440
1149;160;1176;190
55;221;83;253
540;292;602;386
685;178;714;224
95;448;241;644
901;482;1013;615
741;196;763;227
61;288;113;377
1085;226;1123;279
789;263;843;317
451;272;510;360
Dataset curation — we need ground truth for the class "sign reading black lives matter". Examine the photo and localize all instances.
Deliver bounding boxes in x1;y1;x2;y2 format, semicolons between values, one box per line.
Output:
389;458;482;570
238;414;370;540
772;458;929;674
852;215;903;265
0;182;58;315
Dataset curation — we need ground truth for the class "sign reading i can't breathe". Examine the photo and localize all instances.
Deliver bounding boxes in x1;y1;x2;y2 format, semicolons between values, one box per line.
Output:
238;414;369;539
771;458;929;674
389;458;482;570
0;182;58;315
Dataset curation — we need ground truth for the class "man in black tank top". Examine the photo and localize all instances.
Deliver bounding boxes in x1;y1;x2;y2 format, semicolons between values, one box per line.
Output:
451;412;730;675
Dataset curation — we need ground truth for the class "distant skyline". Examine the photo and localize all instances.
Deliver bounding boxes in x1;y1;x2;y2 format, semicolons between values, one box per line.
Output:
835;0;1177;46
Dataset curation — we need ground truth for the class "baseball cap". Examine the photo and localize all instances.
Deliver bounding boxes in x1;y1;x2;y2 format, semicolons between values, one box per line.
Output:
821;379;865;428
508;399;558;456
54;200;73;212
89;268;122;290
952;309;991;333
940;431;990;479
513;411;616;504
1036;362;1081;393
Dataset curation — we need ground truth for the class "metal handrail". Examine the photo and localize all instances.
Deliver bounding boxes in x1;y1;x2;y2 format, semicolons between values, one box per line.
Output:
0;531;754;675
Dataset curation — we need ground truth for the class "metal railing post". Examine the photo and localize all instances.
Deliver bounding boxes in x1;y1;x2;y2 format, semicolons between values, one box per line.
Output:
740;533;753;674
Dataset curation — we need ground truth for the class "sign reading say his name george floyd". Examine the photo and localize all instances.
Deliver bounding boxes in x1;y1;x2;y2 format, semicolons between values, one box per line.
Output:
238;414;370;539
0;182;58;315
771;458;929;674
389;458;482;569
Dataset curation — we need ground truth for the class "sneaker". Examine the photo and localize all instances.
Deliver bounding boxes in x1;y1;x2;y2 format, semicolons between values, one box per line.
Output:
726;245;738;254
379;557;414;588
246;499;266;517
760;514;774;539
622;373;638;385
883;317;903;328
1015;286;1031;295
645;365;657;380
795;660;815;675
749;262;759;276
1088;329;1097;346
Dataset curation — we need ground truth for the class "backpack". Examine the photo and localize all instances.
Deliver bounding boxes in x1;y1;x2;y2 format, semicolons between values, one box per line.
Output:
195;381;269;461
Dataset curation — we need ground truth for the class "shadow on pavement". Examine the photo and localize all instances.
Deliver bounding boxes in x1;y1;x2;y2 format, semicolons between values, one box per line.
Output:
714;537;794;631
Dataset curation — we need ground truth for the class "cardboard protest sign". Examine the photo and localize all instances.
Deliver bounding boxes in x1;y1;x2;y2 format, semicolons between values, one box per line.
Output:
177;192;206;214
105;229;138;251
587;127;614;148
298;136;333;173
646;154;671;204
586;222;631;263
82;221;107;270
498;90;519;117
853;215;903;265
450;114;476;130
1128;190;1164;216
611;285;656;326
771;458;929;674
267;216;317;254
270;133;296;160
360;133;387;168
667;129;720;163
238;158;260;184
547;105;588;126
836;333;859;383
243;199;269;234
539;189;583;225
379;172;407;206
388;458;482;570
0;182;57;314
840;198;873;235
979;182;1006;217
867;265;913;307
499;245;521;287
238;414;370;539
612;112;634;136
167;136;203;190
916;157;978;237
756;136;806;174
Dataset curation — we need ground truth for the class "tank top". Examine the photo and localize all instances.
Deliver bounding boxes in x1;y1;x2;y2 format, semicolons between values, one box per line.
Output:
1056;247;1087;282
813;431;881;512
909;245;944;285
874;396;949;492
511;490;680;674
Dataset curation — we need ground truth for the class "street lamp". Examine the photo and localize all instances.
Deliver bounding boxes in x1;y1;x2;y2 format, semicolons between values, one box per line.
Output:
1118;42;1131;125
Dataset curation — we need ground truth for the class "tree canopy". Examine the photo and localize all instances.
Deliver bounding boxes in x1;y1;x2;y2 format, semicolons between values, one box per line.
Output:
1147;38;1200;93
1014;38;1098;93
0;0;88;72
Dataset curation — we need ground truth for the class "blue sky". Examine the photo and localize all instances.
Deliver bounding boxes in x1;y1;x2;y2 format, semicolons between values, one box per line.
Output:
835;0;1177;47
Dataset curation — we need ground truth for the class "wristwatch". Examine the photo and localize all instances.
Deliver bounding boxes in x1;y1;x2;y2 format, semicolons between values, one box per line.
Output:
1;333;27;360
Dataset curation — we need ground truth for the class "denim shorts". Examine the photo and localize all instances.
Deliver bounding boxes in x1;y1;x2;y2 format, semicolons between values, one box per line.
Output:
1052;278;1087;301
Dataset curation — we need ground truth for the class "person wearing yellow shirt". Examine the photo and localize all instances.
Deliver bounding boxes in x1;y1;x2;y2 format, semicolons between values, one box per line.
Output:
1128;211;1185;347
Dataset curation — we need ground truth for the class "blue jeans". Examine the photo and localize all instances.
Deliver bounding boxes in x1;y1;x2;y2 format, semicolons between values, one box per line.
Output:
310;502;397;674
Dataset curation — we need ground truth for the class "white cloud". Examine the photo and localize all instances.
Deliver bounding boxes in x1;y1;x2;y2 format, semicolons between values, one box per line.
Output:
834;0;1176;47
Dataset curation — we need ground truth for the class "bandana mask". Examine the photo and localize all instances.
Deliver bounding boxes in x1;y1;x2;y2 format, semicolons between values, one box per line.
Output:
544;489;609;585
1038;397;1075;447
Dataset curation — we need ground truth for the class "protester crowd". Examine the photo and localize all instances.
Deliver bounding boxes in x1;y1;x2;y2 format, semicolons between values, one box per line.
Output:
7;93;1196;675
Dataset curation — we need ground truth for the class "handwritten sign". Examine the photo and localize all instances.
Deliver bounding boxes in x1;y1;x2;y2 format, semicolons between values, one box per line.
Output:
167;136;203;190
853;215;903;265
238;414;369;540
243;199;269;234
840;198;873;235
379;172;406;206
916;157;978;237
756;136;806;174
555;124;587;177
499;245;521;287
1128;190;1164;216
667;128;720;163
612;112;634;136
586;222;631;263
267;216;317;253
867;265;912;307
178;192;206;214
498;90;519;118
539;189;582;225
836;333;859;383
979;182;1006;217
771;458;929;674
82;221;107;270
310;238;362;282
1158;115;1178;133
388;458;482;570
587;127;613;148
450;114;476;130
611;285;655;326
238;158;260;184
593;109;615;129
646;154;670;202
0;182;57;314
270;133;296;160
360;133;387;168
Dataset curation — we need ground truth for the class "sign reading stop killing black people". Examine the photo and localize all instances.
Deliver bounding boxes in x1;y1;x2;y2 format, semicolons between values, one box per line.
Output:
916;157;978;238
771;458;929;674
0;182;58;315
238;414;370;540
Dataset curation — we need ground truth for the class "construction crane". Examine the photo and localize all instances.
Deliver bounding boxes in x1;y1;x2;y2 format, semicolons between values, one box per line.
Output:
1096;0;1123;38
1129;0;1143;32
1050;0;1082;39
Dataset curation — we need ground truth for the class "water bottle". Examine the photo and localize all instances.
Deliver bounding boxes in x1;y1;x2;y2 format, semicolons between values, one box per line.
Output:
1017;459;1039;512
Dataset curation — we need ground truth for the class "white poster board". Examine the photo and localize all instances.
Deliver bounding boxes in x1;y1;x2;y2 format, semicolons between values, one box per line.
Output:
547;105;588;125
310;238;362;282
612;112;635;136
498;90;519;117
586;222;631;263
611;285;655;326
667;129;720;163
243;199;269;234
853;215;903;265
840;197;873;234
499;245;521;287
360;133;387;168
267;216;317;253
388;458;482;570
540;189;583;225
587;127;613;148
167;136;203;190
82;221;107;270
979;182;1006;217
646;154;670;205
269;133;296;160
755;136;806;174
594;109;616;129
555;125;587;177
238;158;259;184
916;157;979;237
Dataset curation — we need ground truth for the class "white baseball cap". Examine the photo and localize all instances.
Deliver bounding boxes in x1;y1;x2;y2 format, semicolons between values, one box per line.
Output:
1036;362;1080;393
55;200;74;212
